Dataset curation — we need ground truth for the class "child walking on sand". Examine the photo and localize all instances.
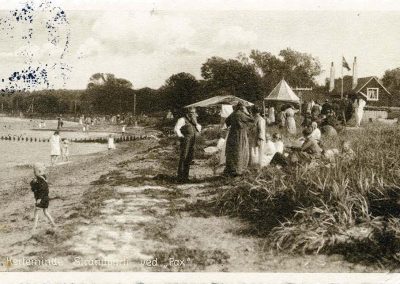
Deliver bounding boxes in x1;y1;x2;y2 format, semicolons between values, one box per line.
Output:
61;138;70;162
108;134;116;150
30;163;56;234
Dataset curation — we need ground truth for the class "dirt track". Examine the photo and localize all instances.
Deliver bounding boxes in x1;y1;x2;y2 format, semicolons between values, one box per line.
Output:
0;136;379;272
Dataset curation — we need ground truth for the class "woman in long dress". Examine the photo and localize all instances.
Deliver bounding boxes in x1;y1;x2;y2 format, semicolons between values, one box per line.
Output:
267;106;275;125
352;99;359;126
356;98;366;127
285;106;297;135
224;103;254;176
108;134;116;150
50;131;61;166
279;109;286;128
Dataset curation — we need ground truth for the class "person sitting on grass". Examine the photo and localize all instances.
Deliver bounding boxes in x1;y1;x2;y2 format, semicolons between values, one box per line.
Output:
272;133;284;154
341;140;355;162
309;121;321;141
261;133;277;167
322;148;340;164
31;163;56;235
299;128;323;163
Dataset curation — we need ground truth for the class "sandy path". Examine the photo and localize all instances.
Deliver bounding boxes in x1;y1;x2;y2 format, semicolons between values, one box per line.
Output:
0;140;154;271
0;135;378;272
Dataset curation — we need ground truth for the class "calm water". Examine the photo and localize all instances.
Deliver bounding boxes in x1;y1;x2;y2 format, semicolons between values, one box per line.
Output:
0;140;107;170
0;116;110;170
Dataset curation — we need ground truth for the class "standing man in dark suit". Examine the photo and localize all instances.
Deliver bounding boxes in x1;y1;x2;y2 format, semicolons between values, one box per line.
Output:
174;107;202;183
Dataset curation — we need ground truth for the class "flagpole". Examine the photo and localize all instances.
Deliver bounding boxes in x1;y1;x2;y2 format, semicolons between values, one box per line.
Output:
341;56;344;99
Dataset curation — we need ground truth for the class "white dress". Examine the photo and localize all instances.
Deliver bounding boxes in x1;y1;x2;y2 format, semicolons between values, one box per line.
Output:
61;140;70;157
50;134;61;156
108;137;116;149
310;128;321;141
274;141;284;154
268;107;275;124
356;98;366;126
262;140;277;167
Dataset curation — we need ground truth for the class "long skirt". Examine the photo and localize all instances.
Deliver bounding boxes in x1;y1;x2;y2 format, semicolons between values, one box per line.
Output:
250;141;265;167
356;109;364;126
224;129;249;176
286;117;297;134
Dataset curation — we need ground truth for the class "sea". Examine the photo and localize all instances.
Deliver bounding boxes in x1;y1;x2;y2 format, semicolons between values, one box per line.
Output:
0;116;110;170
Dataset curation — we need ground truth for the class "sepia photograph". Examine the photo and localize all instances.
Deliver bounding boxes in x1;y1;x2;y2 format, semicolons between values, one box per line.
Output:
1;0;400;283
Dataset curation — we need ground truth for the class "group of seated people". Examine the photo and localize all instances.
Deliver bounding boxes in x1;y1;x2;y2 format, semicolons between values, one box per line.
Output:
269;125;355;168
208;125;354;171
204;102;355;172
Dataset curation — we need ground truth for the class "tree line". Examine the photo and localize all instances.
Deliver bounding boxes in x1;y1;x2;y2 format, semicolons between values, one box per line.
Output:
1;48;399;116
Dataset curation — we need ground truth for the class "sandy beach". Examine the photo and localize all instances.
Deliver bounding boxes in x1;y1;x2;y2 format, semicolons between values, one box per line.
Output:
0;131;384;272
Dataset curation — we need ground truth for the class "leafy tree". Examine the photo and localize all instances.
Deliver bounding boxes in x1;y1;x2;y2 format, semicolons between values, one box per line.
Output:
163;72;200;110
382;68;400;97
201;57;263;103
249;48;322;93
135;87;164;114
85;73;133;113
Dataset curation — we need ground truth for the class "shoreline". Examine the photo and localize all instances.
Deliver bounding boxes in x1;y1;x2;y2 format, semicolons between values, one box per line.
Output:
0;139;156;272
0;132;386;272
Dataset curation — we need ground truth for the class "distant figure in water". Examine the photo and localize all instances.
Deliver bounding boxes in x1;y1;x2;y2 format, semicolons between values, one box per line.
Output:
121;125;126;135
61;138;70;162
30;163;56;235
108;134;116;150
50;131;61;166
57;117;62;129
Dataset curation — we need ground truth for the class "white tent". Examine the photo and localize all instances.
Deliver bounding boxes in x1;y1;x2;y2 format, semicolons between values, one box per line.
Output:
185;95;254;108
265;79;300;103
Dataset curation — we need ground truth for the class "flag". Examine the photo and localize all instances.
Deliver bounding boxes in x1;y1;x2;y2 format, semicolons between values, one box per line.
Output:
342;57;351;71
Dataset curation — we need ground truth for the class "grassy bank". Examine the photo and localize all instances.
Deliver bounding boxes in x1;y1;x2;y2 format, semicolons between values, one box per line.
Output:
212;124;400;269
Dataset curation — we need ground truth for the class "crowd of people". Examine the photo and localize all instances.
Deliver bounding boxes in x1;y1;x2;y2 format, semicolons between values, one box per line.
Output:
174;100;358;182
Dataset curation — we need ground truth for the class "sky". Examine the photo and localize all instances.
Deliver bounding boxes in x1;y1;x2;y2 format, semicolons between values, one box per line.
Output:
0;0;400;90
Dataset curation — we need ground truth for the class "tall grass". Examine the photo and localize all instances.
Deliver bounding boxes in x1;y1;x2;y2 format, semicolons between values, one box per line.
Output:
213;124;400;267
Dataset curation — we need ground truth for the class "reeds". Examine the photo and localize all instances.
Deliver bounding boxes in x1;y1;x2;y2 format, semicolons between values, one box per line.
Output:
213;124;400;265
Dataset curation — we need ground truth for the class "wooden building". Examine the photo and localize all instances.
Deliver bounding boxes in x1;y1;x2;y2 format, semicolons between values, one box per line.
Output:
332;75;392;107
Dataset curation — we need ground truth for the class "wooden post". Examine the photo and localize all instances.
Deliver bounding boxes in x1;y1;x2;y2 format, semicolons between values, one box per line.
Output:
341;56;344;100
263;99;266;118
133;92;137;126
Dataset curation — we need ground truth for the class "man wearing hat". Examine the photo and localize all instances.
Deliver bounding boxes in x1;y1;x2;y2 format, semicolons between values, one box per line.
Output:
174;107;202;182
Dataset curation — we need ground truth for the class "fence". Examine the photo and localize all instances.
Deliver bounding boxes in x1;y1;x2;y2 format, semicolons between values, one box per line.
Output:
0;135;153;143
363;110;388;121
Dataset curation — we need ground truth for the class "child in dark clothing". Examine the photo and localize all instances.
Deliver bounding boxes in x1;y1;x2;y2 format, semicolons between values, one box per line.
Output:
31;163;56;234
